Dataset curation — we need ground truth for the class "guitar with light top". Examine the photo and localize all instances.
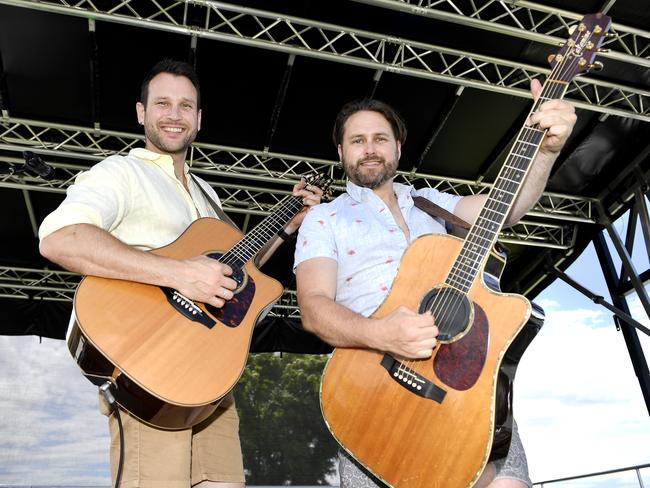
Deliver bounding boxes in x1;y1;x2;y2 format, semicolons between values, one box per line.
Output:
320;13;611;488
69;173;331;430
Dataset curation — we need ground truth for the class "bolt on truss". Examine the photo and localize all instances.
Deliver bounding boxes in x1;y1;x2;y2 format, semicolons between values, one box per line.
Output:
352;0;650;68
1;0;648;121
0;266;301;317
0;116;594;248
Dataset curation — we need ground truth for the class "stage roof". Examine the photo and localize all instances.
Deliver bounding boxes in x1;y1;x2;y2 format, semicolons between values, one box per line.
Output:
0;0;649;343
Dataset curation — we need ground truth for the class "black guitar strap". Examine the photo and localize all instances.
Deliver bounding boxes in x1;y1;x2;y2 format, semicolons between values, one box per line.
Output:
189;173;237;228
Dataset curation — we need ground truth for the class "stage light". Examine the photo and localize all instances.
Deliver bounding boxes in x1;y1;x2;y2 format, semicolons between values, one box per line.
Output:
23;151;56;180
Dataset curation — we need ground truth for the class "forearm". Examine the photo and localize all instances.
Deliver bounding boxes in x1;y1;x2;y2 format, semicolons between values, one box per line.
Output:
255;234;287;267
39;223;178;287
506;149;555;225
298;293;378;350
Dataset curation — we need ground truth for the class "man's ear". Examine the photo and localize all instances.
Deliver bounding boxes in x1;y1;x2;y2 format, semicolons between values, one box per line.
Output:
136;102;145;125
397;141;402;160
337;144;343;163
198;109;202;132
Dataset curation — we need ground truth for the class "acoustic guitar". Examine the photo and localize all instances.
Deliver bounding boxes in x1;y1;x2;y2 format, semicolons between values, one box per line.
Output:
68;173;331;430
320;13;611;488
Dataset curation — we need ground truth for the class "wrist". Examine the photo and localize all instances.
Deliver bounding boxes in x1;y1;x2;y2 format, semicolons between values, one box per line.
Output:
277;228;294;241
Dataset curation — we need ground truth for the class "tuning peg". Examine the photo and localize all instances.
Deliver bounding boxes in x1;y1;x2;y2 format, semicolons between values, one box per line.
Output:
568;25;577;35
605;32;619;39
597;48;610;53
589;61;604;72
548;54;556;63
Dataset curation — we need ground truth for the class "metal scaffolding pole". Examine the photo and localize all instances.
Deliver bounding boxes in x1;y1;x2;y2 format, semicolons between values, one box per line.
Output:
592;207;650;416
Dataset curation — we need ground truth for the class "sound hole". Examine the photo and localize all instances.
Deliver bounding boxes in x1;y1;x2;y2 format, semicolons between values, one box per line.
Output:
419;287;472;342
206;252;248;293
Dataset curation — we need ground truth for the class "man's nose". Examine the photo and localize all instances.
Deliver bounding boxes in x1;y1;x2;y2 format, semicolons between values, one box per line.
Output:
363;140;377;154
168;104;182;119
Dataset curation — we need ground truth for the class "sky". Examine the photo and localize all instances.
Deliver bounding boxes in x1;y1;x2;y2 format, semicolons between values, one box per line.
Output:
0;218;649;486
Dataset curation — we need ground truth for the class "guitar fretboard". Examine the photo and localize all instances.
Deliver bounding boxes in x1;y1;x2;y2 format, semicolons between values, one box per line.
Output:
217;194;305;269
445;81;569;293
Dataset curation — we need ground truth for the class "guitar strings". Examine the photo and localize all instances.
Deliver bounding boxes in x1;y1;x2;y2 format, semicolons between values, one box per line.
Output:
219;177;330;268
218;189;309;268
429;61;569;343
397;40;581;378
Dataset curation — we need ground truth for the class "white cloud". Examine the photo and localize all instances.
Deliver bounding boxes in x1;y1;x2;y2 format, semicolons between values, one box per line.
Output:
515;301;650;483
0;335;110;484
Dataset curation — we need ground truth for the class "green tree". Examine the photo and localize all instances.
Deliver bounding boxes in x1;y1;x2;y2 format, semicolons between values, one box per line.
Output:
234;353;339;485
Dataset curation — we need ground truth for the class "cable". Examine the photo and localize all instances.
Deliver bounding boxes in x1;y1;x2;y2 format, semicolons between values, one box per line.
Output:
99;382;125;488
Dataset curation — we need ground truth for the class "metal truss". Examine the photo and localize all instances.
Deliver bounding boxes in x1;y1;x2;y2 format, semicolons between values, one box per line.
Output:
0;265;301;317
0;116;594;248
353;0;650;68
1;0;649;121
0;266;79;302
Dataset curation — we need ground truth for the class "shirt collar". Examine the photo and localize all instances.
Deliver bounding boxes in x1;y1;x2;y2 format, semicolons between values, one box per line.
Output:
129;148;190;177
346;179;415;203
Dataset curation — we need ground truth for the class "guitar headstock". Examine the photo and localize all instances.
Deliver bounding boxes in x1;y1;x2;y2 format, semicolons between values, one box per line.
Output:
548;13;612;81
304;172;335;200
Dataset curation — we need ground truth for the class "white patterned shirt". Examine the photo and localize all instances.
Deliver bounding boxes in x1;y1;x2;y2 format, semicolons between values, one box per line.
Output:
294;180;461;317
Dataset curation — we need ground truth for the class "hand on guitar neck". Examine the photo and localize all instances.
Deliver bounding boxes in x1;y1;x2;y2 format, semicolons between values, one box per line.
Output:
527;78;577;160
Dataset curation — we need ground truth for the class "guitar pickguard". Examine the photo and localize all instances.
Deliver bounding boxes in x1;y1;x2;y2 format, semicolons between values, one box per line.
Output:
433;303;489;390
205;276;256;328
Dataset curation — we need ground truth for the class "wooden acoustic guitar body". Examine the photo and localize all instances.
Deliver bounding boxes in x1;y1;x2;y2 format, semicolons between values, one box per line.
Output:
69;218;283;429
321;233;531;488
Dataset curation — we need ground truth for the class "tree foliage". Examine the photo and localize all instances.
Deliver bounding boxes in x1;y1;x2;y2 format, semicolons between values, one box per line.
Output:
234;353;339;485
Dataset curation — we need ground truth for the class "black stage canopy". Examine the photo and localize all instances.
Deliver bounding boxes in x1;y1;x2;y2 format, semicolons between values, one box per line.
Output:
0;0;649;350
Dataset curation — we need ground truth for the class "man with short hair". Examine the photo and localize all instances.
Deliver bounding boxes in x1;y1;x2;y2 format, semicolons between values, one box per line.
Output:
294;84;576;487
39;58;321;487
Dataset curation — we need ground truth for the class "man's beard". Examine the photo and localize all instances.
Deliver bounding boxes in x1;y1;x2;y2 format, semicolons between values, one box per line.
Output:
144;122;197;156
344;153;399;189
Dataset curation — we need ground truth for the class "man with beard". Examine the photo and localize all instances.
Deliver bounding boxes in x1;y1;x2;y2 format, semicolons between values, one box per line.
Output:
39;59;321;487
294;91;576;488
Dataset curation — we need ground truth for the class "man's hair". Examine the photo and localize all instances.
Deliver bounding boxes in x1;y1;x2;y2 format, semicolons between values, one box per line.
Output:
140;58;201;108
332;98;407;147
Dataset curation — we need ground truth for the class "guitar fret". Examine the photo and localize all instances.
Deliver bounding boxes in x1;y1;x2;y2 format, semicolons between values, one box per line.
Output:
516;140;538;147
504;161;528;169
521;126;545;135
498;175;524;185
447;278;472;293
223;196;305;266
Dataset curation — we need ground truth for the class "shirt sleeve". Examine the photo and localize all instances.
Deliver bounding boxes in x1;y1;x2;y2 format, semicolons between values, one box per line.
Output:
416;187;463;214
293;204;338;272
38;156;132;241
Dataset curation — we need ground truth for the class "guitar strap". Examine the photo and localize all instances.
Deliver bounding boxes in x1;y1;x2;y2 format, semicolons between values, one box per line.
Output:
189;173;237;228
412;195;471;230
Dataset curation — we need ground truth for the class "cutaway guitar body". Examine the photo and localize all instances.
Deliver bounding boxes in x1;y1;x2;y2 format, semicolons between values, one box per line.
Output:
70;218;283;429
321;234;530;488
320;14;611;486
69;173;332;429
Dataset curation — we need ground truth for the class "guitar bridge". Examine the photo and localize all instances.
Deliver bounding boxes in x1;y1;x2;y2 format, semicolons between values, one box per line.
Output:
381;354;446;403
162;287;216;329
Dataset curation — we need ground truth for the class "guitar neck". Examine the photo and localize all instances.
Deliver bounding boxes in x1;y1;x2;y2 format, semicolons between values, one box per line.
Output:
445;80;570;292
219;195;304;267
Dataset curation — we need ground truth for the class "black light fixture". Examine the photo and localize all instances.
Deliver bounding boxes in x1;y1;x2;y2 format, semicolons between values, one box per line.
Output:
22;151;56;180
